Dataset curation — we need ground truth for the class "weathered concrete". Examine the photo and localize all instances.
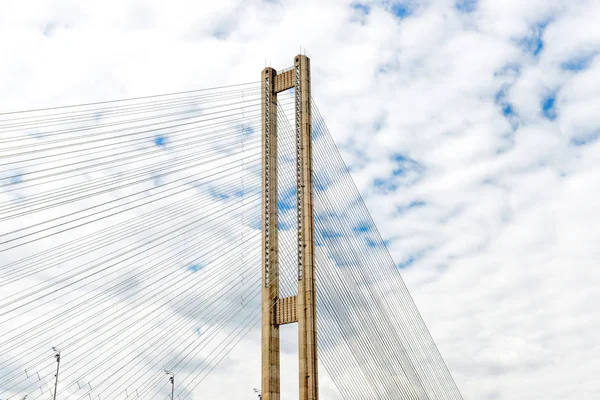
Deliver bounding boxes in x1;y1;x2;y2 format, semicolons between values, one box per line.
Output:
261;55;318;400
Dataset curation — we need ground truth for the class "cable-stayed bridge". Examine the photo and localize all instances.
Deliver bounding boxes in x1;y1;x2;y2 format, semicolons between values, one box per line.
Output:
0;56;463;400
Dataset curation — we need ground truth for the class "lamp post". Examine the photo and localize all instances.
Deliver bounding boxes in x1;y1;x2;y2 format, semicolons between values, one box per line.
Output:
52;347;61;400
164;370;174;400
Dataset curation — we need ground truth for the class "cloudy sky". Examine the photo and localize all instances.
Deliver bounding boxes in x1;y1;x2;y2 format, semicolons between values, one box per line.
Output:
1;0;600;399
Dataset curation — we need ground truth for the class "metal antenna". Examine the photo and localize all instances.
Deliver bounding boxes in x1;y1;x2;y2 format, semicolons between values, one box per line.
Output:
52;347;61;400
164;370;175;400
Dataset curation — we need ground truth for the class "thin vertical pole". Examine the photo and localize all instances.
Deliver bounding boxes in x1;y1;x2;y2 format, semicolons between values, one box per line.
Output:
295;54;318;400
261;66;280;400
170;375;174;400
53;351;61;400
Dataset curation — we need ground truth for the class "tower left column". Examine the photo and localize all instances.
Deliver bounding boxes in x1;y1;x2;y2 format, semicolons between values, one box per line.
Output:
261;67;280;400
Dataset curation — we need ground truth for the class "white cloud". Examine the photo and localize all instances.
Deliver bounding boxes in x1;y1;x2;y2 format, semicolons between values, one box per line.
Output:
1;0;599;399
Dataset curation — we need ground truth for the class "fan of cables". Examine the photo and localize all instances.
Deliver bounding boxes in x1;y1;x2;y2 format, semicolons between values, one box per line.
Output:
0;82;463;400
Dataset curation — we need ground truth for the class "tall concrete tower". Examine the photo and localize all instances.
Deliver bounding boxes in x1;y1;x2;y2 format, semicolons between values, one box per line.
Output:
261;55;319;400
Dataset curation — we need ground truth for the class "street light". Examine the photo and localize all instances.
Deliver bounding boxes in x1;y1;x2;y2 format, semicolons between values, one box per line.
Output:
164;370;175;400
52;347;61;400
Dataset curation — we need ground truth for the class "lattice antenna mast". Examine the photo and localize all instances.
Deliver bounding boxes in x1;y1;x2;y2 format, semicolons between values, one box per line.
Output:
261;55;318;400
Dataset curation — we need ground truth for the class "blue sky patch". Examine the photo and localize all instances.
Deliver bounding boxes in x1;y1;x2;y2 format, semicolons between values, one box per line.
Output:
278;186;297;213
391;2;411;19
397;200;426;214
353;222;371;233
351;2;370;15
519;21;549;57
247;213;262;231
494;63;521;78
241;125;255;137
495;87;517;120
212;28;228;40
561;53;596;71
208;187;230;200
392;153;422;176
542;94;557;120
571;131;600;146
377;64;390;75
366;237;378;248
313;123;325;139
330;252;350;268
151;174;161;187
398;256;416;269
188;263;205;273
10;173;23;185
314;178;328;192
154;135;166;147
278;220;295;230
280;185;297;199
278;199;295;212
314;233;325;247
374;177;398;192
321;228;343;240
502;104;514;117
374;153;424;192
456;0;477;13
373;115;386;131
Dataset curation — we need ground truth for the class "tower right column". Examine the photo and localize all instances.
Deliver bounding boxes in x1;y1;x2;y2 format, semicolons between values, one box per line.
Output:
295;54;319;400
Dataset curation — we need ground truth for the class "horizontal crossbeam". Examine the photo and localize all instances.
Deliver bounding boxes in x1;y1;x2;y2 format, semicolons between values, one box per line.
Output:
274;70;294;94
276;295;298;325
